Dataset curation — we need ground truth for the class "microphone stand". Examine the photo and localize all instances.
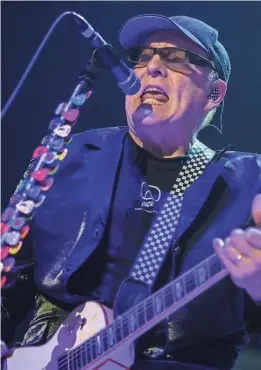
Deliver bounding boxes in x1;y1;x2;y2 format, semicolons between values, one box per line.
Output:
1;53;100;289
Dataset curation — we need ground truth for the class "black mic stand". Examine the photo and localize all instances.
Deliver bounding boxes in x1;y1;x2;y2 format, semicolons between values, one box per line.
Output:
1;52;101;290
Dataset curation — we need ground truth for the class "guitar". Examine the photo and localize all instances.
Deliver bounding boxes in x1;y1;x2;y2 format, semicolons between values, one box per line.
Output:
4;252;228;370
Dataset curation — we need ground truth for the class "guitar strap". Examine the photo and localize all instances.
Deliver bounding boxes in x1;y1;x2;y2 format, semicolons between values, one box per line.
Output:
128;139;215;289
113;139;215;357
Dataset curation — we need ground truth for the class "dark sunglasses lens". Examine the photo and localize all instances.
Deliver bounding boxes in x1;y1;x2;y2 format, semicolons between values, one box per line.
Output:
128;48;153;66
161;49;197;73
162;49;186;66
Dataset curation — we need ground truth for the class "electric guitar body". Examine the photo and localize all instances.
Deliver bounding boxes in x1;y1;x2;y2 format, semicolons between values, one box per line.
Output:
4;301;135;370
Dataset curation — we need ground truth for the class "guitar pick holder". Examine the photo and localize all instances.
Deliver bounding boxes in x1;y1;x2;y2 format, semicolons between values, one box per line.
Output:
1;58;98;288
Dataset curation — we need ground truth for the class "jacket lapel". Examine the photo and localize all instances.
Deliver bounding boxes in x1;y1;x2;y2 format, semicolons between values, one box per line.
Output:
63;127;128;268
82;128;128;225
174;158;227;241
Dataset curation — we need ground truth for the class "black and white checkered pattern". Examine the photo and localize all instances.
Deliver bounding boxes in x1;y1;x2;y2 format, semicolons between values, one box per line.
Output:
130;140;214;287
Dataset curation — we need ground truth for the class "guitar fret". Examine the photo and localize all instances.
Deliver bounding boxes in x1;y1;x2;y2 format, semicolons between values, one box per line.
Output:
122;315;130;338
184;271;197;293
107;324;116;347
72;348;77;370
137;301;146;327
115;320;123;343
91;336;97;361
197;260;209;285
174;278;185;301
57;253;228;370
209;256;223;276
154;291;164;315
85;340;92;364
81;345;87;367
76;352;82;370
75;351;81;370
164;284;174;308
73;344;84;370
145;297;154;321
128;308;137;333
96;333;103;355
101;329;110;353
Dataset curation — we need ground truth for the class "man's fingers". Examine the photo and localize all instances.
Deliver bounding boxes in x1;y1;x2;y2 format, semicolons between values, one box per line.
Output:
252;193;261;226
245;228;261;249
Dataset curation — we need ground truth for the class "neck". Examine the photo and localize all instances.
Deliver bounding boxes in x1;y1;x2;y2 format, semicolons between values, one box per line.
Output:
129;131;191;158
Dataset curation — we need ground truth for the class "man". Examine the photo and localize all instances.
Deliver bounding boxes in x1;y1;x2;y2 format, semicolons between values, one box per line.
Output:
2;14;261;370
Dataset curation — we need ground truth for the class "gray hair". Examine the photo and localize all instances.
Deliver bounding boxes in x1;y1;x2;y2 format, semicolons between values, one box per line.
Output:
200;70;219;130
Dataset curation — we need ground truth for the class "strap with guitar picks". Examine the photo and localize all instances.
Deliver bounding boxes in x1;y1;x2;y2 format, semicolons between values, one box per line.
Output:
1;76;94;288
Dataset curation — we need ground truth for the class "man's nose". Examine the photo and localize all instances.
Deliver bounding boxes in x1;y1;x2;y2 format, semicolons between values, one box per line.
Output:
146;54;167;78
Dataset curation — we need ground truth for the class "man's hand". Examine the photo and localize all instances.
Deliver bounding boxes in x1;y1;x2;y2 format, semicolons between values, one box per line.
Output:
213;194;261;302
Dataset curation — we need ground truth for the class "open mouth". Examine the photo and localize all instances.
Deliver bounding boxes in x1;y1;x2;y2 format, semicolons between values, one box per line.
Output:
141;86;169;105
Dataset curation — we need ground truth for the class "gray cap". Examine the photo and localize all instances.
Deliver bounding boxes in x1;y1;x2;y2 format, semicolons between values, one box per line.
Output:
119;14;231;82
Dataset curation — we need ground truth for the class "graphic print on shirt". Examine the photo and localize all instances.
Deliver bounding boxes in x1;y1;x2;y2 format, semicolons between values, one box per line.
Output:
135;181;162;214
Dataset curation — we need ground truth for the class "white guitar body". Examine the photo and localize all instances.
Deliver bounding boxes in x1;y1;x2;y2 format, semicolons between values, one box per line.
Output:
4;254;228;370
4;301;135;370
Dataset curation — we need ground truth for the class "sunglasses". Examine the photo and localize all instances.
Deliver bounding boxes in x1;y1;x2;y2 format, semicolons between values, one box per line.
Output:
127;46;216;73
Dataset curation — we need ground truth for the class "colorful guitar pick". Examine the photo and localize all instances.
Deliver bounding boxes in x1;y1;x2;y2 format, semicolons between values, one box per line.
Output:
32;146;48;159
9;241;23;255
49;165;60;175
62;109;79;123
3;230;21;246
41;177;54;191
48;118;64;131
2;257;15;272
16;200;35;215
20;224;30;239
41;135;50;146
49;137;64;151
42;151;57;165
10;193;24;206
10;217;26;230
26;185;42;200
65;137;73;145
2;207;16;222
31;168;49;182
34;195;46;208
57;148;68;161
1;247;9;260
86;91;93;99
71;94;86;106
1;276;7;287
0;223;10;234
54;125;72;138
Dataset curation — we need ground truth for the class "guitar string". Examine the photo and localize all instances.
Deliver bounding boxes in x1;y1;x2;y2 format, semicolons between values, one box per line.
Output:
62;253;224;367
61;253;224;366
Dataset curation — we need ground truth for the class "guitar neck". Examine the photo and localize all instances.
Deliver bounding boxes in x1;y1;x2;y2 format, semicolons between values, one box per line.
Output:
111;252;227;343
61;253;228;367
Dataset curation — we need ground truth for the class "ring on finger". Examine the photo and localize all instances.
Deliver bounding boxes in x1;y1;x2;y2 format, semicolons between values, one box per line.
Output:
233;253;243;264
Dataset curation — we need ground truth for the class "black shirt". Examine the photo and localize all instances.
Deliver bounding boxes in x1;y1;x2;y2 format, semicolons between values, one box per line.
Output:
69;133;186;306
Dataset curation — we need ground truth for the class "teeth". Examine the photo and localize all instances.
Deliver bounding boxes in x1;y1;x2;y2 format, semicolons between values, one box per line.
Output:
142;99;165;105
143;87;166;95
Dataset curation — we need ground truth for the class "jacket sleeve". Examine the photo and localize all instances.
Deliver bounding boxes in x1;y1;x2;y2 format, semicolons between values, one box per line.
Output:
244;293;261;346
1;232;38;345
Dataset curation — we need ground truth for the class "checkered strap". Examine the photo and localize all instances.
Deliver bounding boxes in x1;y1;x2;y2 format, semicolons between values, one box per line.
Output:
130;140;215;287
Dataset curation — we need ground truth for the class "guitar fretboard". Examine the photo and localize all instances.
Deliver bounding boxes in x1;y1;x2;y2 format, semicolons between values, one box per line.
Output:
57;252;226;370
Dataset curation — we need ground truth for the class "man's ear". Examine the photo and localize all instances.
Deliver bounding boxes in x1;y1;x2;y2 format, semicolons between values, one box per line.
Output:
204;79;227;112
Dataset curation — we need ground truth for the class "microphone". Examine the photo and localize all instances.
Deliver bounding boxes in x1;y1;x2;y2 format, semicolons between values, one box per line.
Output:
72;12;141;96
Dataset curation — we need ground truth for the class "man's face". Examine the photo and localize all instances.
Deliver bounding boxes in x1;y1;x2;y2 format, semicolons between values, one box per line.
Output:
125;30;214;142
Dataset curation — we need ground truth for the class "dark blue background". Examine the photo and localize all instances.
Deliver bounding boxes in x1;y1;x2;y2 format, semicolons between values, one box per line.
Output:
2;1;261;207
